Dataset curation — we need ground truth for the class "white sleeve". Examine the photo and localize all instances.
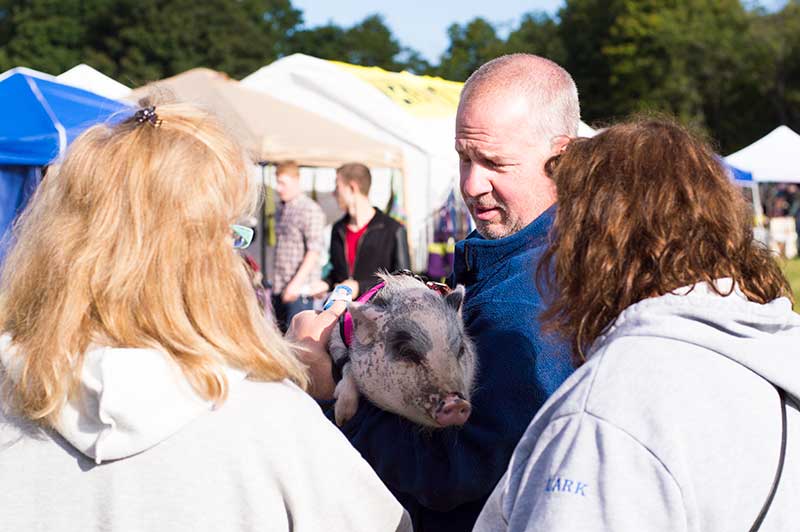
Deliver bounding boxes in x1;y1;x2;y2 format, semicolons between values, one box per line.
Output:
477;413;687;532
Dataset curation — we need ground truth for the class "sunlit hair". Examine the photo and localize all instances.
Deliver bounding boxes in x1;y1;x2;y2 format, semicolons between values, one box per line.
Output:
337;162;372;195
0;102;308;425
276;160;300;178
539;117;792;365
461;53;580;144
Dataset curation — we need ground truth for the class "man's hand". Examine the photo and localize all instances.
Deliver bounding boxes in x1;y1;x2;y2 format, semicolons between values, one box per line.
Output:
341;279;360;299
308;280;331;298
281;282;301;303
286;301;347;401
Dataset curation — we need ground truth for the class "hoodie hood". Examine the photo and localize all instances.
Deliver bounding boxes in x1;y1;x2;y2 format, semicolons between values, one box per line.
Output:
592;279;800;401
0;334;245;464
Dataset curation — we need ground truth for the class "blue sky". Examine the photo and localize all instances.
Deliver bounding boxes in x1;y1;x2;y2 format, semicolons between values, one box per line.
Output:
292;0;788;64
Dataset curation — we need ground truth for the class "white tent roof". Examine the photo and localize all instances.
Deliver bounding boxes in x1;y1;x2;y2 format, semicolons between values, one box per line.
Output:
57;64;131;100
127;68;402;169
242;54;460;270
725;125;800;183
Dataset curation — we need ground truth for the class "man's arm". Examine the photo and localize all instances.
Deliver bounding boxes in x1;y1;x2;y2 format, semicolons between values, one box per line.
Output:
286;203;326;302
282;250;320;302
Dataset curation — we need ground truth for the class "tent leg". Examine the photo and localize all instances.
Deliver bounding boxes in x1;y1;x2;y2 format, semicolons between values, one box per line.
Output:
751;183;764;219
259;162;267;273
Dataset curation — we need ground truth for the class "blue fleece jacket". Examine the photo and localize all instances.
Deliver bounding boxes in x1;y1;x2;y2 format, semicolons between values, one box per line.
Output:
332;206;574;532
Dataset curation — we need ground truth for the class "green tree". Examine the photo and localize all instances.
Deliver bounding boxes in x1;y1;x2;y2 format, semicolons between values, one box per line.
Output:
290;14;427;73
0;0;302;82
505;12;566;66
436;18;505;81
751;0;800;136
559;0;620;121
344;14;402;69
0;0;87;74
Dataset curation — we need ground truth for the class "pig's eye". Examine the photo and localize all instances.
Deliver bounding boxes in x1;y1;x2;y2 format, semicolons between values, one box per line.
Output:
396;347;424;364
389;330;425;365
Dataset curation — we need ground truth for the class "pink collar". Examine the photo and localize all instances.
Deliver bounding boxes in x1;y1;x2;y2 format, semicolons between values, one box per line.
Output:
340;282;385;349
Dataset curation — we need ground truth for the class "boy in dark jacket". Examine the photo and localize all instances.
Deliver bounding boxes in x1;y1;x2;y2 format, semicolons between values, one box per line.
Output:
324;162;409;296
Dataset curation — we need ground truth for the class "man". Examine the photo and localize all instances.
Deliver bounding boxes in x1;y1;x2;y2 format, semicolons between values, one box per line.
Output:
293;54;580;532
271;161;325;332
323;162;410;297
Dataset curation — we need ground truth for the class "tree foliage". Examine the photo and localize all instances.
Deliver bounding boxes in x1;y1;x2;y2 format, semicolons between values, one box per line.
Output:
0;0;799;151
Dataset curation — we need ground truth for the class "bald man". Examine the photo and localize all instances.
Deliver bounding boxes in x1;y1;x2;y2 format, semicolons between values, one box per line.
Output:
296;54;580;532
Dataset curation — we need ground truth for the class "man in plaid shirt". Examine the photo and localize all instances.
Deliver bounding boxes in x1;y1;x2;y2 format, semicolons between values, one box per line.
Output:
272;161;326;332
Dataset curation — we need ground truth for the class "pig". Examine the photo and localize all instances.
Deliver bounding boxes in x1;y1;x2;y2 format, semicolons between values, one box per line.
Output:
329;272;477;429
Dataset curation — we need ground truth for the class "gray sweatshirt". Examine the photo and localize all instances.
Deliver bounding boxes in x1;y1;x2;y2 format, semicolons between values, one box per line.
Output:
475;281;800;531
0;337;411;532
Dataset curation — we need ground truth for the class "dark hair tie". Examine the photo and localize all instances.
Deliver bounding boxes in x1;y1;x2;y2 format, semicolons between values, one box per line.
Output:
134;106;162;127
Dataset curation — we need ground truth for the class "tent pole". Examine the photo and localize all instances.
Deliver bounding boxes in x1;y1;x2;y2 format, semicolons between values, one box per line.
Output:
259;162;267;273
751;182;764;220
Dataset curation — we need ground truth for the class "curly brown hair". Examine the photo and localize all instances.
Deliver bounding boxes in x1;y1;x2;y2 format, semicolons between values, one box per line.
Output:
538;117;792;365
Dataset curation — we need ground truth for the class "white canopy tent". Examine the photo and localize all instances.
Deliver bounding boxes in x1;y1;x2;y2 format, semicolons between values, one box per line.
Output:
57;64;131;100
725;125;800;183
243;54;457;270
243;54;596;270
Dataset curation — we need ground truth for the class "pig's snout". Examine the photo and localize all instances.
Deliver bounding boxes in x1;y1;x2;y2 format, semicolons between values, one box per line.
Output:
434;393;472;426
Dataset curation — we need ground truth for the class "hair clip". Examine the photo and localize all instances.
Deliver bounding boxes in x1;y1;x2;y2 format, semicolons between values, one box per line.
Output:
134;106;162;127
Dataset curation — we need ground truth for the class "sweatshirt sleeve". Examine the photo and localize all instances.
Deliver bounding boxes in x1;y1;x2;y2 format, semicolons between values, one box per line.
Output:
474;413;687;532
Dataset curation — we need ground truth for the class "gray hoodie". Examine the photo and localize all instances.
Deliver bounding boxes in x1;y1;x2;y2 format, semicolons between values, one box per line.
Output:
0;336;411;532
474;280;800;532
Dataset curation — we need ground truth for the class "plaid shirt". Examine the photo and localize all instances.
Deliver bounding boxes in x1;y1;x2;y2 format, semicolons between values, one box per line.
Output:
272;194;325;294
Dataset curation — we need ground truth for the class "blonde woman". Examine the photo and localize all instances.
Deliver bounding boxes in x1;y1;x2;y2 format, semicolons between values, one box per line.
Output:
0;104;410;532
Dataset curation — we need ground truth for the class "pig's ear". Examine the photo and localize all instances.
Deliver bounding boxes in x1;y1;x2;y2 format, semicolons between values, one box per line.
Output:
445;285;466;314
349;302;383;345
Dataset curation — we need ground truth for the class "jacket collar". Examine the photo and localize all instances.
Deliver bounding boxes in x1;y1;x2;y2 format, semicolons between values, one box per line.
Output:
454;204;556;280
335;207;387;236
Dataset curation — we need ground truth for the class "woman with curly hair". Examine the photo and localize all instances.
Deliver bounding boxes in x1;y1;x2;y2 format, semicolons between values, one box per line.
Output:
475;118;800;531
0;103;409;532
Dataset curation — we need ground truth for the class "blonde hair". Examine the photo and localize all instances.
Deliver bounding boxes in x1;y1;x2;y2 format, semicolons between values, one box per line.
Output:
0;102;308;425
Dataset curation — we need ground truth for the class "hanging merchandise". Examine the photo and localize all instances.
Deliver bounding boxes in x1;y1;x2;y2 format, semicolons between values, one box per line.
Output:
310;168;318;202
426;190;460;280
386;169;407;225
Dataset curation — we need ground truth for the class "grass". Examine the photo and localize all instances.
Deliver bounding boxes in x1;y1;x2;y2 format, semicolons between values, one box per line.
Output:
782;258;800;307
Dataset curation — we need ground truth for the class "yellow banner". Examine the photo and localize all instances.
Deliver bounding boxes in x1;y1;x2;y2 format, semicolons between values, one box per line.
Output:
330;61;463;119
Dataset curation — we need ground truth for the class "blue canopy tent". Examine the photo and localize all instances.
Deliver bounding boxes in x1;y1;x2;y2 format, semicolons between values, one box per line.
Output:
0;67;129;260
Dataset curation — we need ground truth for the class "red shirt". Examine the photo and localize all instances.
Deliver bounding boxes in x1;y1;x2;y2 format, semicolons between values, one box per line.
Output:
345;223;369;276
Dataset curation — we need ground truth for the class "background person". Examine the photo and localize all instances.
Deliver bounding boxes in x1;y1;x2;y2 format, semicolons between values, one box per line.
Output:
475;118;800;532
323;162;410;298
299;54;578;532
0;103;410;532
272;160;326;332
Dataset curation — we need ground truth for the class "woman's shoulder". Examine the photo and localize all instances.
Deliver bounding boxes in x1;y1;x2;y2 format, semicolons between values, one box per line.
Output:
224;379;324;423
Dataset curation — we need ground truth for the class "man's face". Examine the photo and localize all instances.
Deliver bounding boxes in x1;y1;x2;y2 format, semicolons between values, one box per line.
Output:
455;92;554;240
333;173;352;212
276;173;300;202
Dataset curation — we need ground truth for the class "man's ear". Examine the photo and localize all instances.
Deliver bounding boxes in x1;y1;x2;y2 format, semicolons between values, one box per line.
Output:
349;302;383;345
550;134;573;156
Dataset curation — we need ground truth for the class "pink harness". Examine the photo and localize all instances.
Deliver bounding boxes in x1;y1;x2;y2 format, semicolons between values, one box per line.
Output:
339;282;385;348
